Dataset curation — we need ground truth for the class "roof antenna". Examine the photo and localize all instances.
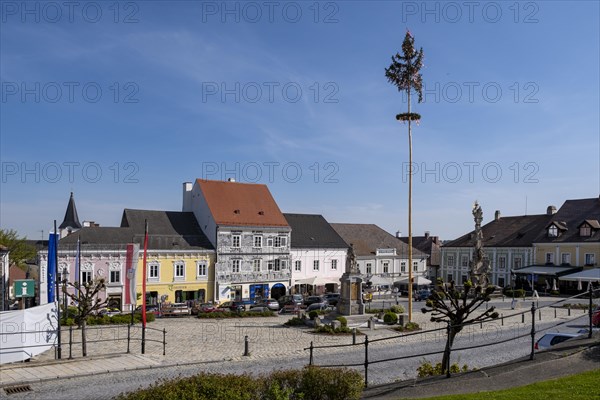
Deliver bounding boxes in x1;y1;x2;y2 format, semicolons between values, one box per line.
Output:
525;195;528;215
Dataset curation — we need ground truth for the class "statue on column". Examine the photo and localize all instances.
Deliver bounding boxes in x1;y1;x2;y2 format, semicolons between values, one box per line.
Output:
469;201;490;287
346;244;358;274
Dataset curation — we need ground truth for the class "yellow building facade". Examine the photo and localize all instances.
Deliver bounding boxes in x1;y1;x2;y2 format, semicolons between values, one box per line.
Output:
136;250;215;305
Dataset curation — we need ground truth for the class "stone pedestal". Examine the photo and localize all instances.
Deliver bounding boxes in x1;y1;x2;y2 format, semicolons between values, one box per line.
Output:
337;273;364;315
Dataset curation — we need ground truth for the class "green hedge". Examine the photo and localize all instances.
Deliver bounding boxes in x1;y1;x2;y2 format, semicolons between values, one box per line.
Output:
503;288;525;298
383;311;398;325
116;367;363;400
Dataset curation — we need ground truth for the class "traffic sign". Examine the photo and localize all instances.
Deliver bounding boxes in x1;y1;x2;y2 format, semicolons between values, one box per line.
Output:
14;279;35;298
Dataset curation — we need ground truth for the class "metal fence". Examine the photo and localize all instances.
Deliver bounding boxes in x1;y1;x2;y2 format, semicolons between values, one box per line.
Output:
305;287;599;387
1;322;166;362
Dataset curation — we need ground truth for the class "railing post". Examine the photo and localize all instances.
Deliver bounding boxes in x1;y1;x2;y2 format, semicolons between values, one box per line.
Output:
309;341;313;366
244;335;249;356
68;325;73;360
589;285;593;339
352;328;357;345
554;308;557;318
522;313;525;323
445;322;451;378
127;324;131;354
530;302;536;360
141;324;146;355
568;306;571;316
538;309;541;321
501;314;504;326
364;335;369;388
163;328;166;356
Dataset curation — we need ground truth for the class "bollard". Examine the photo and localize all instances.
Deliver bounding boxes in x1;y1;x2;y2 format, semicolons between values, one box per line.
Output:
352;328;357;345
309;341;314;366
163;328;166;356
530;302;536;361
522;313;525;323
568;307;571;316
539;309;541;321
364;335;369;388
501;314;504;326
554;308;557;318
127;324;131;354
244;335;249;356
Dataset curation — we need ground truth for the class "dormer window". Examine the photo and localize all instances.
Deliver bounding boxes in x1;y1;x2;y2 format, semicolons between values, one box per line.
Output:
548;225;558;237
580;225;591;237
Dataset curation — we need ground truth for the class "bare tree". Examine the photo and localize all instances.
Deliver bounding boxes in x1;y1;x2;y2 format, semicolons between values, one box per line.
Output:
421;279;499;373
385;31;424;322
62;278;109;356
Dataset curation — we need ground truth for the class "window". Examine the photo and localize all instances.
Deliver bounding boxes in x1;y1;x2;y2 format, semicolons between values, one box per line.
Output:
585;253;596;265
401;262;406;272
561;253;571;265
149;263;159;280
461;275;468;283
82;271;92;284
267;260;274;271
366;263;372;274
253;235;262;248
461;255;469;267
294;260;302;272
548;225;558;237
413;261;418;272
447;255;455;267
498;257;506;270
545;253;554;264
274;236;287;248
313;260;319;271
253;259;261;272
232;235;241;248
197;261;207;277
174;262;185;279
383;261;389;273
232;259;241;273
513;257;522;269
110;270;120;284
498;277;505;287
447;274;453;282
580;225;591;237
331;260;337;270
266;237;274;247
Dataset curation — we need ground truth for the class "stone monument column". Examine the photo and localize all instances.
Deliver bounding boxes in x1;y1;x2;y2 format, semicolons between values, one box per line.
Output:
338;244;364;315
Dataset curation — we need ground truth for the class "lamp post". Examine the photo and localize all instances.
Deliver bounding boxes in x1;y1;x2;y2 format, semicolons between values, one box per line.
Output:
61;267;69;323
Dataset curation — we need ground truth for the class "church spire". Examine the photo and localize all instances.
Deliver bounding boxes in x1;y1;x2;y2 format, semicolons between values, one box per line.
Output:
59;192;82;237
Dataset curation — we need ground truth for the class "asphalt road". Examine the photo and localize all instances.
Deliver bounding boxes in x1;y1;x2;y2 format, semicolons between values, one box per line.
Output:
1;313;591;400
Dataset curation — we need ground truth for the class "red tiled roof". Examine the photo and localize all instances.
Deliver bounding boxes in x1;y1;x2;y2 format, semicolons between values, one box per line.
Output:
196;179;289;228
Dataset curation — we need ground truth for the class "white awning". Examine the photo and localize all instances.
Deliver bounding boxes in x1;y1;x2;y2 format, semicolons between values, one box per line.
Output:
512;265;578;276
294;276;340;286
394;276;432;286
559;268;600;282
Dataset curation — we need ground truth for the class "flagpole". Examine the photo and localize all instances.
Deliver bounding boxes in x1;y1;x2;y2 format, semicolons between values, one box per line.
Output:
141;219;148;354
54;220;62;360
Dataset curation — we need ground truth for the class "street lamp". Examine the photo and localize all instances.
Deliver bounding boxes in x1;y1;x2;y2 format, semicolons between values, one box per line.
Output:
61;267;69;323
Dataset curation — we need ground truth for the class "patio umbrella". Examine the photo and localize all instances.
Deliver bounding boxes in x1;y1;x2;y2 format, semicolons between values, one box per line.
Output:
394;276;432;286
545;280;551;290
552;279;557;291
588;281;593;291
577;279;582;291
295;276;339;286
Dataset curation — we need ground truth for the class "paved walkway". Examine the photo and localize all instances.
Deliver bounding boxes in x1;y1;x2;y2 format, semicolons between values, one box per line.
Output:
0;296;595;390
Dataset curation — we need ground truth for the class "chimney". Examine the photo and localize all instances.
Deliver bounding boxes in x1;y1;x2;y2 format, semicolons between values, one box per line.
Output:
83;221;99;227
546;205;556;215
227;178;236;182
182;182;193;212
424;231;430;238
396;231;402;238
494;210;501;221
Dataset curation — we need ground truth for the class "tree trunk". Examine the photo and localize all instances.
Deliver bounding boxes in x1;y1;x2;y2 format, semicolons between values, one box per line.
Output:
82;319;87;357
441;327;457;373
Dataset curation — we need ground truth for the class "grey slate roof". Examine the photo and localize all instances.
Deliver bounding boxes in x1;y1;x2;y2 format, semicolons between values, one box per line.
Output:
283;213;349;249
534;197;600;243
330;223;426;259
59;209;214;251
58;192;82;230
398;235;442;266
443;214;552;248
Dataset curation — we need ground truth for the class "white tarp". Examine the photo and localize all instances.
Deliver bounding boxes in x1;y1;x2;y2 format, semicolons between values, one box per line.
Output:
559;268;600;282
0;302;58;364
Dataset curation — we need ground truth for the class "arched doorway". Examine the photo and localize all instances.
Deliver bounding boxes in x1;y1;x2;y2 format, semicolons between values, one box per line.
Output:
270;283;286;300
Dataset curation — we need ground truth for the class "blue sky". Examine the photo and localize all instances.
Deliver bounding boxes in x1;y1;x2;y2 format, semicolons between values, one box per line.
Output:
1;0;599;241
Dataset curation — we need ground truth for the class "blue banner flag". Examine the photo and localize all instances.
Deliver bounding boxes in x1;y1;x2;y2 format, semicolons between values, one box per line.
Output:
47;232;59;303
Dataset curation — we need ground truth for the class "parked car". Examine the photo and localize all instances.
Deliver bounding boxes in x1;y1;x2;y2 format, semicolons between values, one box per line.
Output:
251;298;279;311
98;307;121;317
535;332;583;350
593;306;600;327
278;302;304;314
415;289;431;301
135;304;160;315
277;294;303;309
306;301;332;312
220;300;255;312
304;296;326;307
160;302;191;317
192;303;226;314
324;293;340;306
